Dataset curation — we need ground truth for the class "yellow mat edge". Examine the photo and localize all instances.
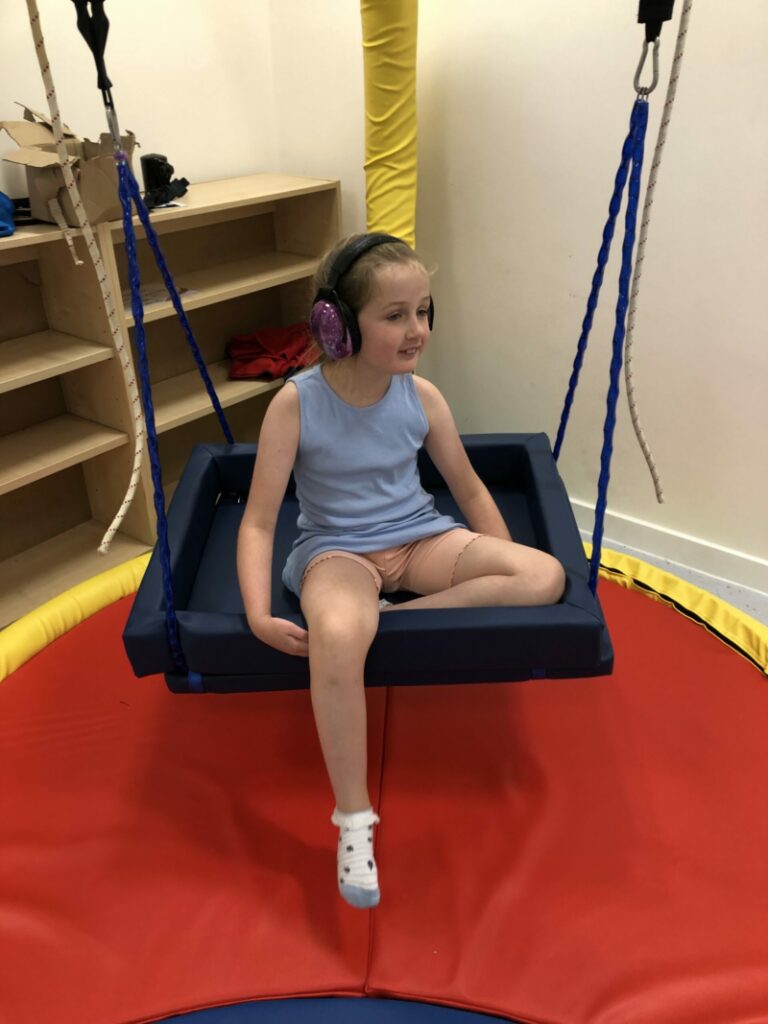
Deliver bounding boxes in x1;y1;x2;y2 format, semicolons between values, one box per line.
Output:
591;543;768;676
0;554;151;683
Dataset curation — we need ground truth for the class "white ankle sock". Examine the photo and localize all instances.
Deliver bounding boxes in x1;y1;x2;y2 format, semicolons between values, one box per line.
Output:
331;806;380;909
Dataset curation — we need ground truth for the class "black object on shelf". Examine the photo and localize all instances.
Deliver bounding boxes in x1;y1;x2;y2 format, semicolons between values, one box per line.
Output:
140;152;189;211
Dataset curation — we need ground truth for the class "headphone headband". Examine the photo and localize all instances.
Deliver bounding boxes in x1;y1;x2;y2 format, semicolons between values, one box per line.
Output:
326;233;404;291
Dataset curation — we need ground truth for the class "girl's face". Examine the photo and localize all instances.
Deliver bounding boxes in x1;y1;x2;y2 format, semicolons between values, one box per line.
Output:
355;263;432;373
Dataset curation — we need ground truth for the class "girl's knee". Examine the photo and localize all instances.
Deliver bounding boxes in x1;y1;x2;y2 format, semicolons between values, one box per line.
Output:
529;552;566;605
308;604;379;661
312;609;368;642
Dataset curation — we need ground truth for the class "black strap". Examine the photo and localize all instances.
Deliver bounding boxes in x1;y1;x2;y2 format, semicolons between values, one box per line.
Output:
71;0;112;92
637;0;676;43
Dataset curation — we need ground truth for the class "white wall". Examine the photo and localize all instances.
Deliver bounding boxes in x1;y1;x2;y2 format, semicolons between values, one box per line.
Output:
415;0;768;590
0;2;281;188
1;1;765;590
267;1;366;234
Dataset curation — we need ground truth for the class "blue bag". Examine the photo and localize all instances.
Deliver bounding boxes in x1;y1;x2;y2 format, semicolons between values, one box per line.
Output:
0;191;15;237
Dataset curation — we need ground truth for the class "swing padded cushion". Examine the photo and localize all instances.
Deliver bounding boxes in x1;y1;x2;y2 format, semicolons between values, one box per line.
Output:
124;434;613;692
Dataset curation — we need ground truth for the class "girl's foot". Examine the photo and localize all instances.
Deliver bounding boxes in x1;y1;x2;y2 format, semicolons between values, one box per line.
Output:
331;806;380;908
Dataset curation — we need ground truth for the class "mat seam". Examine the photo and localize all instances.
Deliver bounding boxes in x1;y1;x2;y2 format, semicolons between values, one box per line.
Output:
366;682;391;988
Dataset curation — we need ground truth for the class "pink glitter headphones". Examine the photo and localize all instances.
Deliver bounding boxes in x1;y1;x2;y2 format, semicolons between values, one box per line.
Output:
309;233;435;360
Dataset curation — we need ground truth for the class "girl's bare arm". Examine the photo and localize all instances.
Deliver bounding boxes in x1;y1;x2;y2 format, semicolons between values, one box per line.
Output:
415;376;512;542
237;384;308;656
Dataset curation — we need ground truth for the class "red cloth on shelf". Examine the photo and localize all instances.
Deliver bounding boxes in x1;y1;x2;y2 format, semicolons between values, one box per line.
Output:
227;321;319;380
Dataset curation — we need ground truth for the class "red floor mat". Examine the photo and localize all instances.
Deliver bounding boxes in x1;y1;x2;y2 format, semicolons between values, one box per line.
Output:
0;598;385;1024
368;585;768;1023
1;584;766;1024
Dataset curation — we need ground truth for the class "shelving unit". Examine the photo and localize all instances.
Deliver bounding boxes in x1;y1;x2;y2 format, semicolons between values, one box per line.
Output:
0;173;340;628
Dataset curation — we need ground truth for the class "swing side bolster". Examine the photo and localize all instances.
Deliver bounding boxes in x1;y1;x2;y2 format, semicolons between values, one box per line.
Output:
123;444;222;675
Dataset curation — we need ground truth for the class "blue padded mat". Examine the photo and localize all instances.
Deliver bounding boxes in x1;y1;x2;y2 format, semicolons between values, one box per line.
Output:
124;434;612;691
162;996;516;1023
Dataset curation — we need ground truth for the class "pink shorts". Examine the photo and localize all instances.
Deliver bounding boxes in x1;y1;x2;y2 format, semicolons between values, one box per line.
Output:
300;529;483;596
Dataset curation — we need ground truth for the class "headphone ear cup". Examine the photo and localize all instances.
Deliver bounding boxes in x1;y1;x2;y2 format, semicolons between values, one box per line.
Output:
309;293;354;360
338;297;363;354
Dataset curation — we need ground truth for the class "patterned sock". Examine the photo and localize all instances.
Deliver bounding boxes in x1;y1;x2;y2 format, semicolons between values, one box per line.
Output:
331;806;380;909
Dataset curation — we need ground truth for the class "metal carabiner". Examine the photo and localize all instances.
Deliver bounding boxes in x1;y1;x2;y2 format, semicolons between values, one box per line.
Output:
105;101;123;153
633;37;660;97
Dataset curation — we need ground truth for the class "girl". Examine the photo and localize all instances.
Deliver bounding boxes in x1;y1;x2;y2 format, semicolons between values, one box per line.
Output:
237;233;565;909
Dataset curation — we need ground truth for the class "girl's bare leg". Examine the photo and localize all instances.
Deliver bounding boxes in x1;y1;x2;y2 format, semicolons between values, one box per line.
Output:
300;557;380;812
300;557;383;907
389;537;566;611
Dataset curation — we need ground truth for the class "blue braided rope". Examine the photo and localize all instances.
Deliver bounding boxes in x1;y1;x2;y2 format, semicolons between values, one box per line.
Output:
118;158;187;671
553;103;641;463
123;166;234;444
589;99;649;593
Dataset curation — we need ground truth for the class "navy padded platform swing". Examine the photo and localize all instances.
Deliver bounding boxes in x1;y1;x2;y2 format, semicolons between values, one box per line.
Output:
125;434;613;693
61;0;615;692
122;108;654;696
119;94;656;695
116;0;656;696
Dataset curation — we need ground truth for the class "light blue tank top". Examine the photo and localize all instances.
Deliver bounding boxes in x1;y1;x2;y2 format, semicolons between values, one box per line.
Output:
281;365;463;595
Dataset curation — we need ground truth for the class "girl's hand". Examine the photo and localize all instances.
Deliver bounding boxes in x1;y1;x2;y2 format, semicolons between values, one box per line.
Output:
249;615;309;658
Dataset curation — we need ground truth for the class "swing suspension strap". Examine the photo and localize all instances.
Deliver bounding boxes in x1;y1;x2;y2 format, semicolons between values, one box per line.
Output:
71;1;232;443
555;3;688;593
118;162;235;446
72;0;234;673
637;0;675;43
554;98;649;594
117;153;234;675
118;157;185;670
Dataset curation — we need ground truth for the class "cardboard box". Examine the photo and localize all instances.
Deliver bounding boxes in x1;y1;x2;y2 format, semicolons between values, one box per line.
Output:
0;104;136;227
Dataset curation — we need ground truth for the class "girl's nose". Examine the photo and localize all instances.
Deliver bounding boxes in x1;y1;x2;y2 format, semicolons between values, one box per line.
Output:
406;313;423;337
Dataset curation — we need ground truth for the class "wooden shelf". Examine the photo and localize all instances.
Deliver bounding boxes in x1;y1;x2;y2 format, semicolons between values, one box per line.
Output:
153;360;282;433
0;222;65;253
0;330;113;394
109;173;335;234
124;252;319;325
0;520;151;629
0;175;336;255
0;415;127;496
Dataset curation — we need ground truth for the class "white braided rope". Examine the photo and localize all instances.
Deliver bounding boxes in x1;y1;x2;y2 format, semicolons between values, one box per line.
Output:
624;0;694;504
26;0;146;554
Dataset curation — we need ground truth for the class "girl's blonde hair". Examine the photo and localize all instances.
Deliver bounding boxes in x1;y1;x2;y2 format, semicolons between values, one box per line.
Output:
313;233;428;315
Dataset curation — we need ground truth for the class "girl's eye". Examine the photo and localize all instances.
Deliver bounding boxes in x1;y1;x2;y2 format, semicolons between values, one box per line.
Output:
417;307;430;317
386;312;402;321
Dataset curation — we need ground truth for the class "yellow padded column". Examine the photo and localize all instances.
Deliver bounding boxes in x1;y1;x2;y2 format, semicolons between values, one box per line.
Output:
360;0;419;247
